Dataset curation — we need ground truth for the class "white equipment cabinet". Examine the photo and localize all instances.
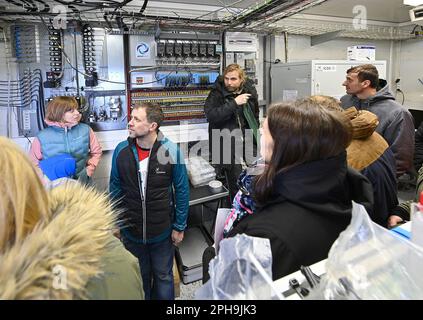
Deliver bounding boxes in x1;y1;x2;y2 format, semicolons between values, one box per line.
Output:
270;60;387;103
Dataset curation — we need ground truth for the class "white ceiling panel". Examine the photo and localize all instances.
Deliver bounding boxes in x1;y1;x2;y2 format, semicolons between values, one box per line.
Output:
301;0;415;23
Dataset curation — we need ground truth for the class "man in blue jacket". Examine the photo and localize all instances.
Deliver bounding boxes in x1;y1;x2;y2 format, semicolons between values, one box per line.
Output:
109;102;189;300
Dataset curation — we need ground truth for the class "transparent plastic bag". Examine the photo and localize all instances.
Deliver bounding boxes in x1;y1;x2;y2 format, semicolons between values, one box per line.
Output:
195;234;284;300
309;202;423;300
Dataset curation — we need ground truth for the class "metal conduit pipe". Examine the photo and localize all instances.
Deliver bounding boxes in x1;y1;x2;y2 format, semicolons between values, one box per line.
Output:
247;0;327;29
227;0;290;28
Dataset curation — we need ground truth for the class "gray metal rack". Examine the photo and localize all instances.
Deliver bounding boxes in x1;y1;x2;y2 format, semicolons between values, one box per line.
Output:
175;184;229;284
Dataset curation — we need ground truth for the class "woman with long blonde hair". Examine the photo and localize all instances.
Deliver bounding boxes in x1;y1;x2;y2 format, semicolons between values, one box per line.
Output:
0;137;50;252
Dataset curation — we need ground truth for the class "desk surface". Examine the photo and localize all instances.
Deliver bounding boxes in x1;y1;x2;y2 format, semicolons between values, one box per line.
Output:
189;184;229;206
272;259;327;300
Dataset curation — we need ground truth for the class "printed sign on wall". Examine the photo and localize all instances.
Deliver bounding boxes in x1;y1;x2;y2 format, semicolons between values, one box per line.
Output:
316;65;337;72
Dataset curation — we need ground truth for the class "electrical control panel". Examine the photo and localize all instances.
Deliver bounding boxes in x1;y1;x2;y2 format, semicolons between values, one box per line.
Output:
1;23;221;138
82;24;98;87
129;31;222;126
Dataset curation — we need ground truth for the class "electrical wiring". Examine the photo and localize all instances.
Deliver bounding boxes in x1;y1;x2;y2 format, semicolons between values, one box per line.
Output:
109;0;134;20
8;0;38;11
1;23;45;135
396;89;405;105
0;95;41;106
0;77;42;85
0;76;42;83
0;84;42;92
6;0;25;10
37;15;178;86
23;0;39;11
0;79;43;91
33;0;51;13
0;98;41;107
53;0;122;9
0;88;41;99
3;26;12;137
130;0;149;29
0;70;44;114
23;133;32;145
0;70;43;99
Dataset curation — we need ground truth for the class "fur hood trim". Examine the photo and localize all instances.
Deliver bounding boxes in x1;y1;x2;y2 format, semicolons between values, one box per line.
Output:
0;183;117;299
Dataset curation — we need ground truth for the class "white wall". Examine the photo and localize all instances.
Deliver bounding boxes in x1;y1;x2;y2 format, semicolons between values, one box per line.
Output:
269;33;423;112
273;34;396;85
396;38;423;110
91;150;113;192
256;35;265;101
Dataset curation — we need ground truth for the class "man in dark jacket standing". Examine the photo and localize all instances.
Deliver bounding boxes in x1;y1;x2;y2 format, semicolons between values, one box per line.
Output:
340;64;414;177
204;64;259;200
109;102;189;300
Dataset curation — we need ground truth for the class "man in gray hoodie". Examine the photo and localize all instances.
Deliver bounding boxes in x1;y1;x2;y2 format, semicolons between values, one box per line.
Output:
340;64;414;177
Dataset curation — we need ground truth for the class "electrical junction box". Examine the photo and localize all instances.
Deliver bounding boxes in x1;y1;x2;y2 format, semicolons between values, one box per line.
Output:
347;45;376;61
409;5;423;26
129;35;156;66
225;32;258;52
270;60;386;103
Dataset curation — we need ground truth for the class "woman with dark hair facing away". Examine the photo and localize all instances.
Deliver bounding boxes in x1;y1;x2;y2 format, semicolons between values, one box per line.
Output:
227;98;374;280
29;96;102;183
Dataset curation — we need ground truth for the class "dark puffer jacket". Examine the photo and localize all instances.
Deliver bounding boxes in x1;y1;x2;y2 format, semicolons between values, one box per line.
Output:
414;122;423;172
204;76;259;164
341;80;415;176
228;153;374;280
205;76;259;132
109;132;189;244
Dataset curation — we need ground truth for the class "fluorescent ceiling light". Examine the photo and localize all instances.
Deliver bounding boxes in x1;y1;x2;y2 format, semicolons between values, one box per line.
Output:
404;0;423;6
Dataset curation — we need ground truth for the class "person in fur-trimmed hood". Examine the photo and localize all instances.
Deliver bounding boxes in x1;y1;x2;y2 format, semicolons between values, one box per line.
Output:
0;137;143;300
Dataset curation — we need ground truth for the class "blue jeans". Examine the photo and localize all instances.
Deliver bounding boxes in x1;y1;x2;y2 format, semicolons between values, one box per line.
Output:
123;236;175;300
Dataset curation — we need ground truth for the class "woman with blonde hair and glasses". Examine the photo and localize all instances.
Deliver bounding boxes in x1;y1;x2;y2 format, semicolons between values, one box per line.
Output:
226;98;374;280
29;96;102;183
0;137;143;299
